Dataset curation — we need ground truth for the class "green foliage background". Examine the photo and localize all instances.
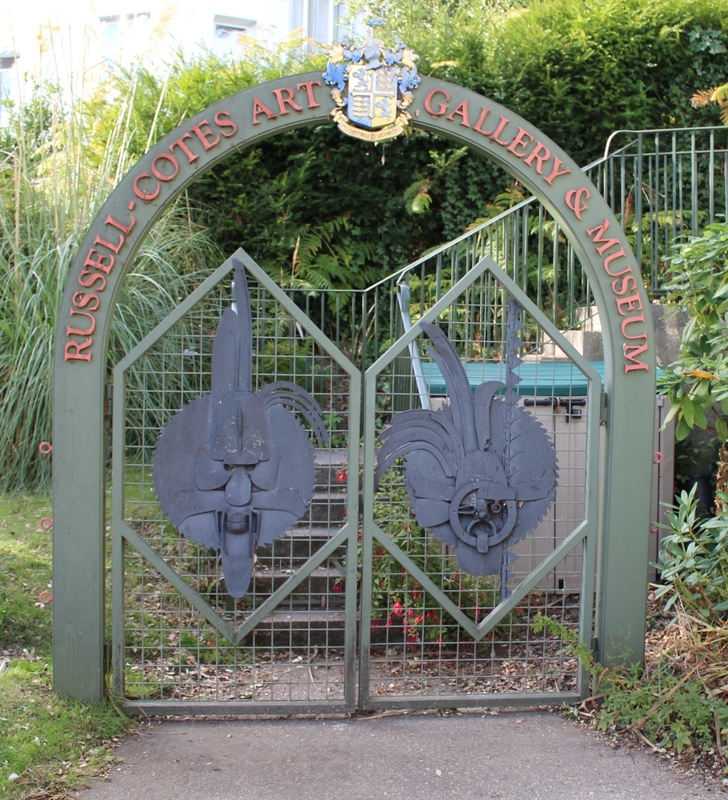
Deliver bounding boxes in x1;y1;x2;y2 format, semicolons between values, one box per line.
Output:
88;0;728;283
3;0;728;489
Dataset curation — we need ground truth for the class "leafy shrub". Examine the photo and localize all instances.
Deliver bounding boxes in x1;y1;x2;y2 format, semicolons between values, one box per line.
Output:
654;485;728;618
534;612;728;755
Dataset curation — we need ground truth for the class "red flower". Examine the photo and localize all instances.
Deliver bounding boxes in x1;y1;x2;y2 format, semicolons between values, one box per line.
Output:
391;601;404;617
335;468;348;484
414;616;423;625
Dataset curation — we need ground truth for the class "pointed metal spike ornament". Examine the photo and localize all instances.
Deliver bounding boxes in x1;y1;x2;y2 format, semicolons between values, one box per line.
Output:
376;303;558;601
153;258;329;599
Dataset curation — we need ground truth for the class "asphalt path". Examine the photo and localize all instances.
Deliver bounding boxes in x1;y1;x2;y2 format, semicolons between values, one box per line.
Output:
77;710;723;800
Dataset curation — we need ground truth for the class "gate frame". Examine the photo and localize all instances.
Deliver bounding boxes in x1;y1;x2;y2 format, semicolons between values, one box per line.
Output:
53;72;656;703
359;256;602;709
110;249;362;714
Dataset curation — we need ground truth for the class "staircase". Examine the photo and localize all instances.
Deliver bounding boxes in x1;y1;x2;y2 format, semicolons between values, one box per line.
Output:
246;449;351;647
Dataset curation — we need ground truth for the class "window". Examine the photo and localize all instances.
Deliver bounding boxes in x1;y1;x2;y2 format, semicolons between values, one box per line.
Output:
0;52;16;71
0;51;17;125
213;15;255;59
99;12;151;60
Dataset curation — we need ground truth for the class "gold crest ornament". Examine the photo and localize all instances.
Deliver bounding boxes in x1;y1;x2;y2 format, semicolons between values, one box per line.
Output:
323;19;420;142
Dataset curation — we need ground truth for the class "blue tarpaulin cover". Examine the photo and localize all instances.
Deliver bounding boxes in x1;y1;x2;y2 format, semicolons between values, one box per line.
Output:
419;360;606;397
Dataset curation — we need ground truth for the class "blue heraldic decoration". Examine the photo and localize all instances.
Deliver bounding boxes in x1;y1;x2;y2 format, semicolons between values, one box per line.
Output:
153;258;328;599
323;19;420;142
375;302;558;600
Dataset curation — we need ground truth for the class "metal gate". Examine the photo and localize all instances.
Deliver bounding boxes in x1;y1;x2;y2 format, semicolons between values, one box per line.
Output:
111;251;361;714
111;249;599;714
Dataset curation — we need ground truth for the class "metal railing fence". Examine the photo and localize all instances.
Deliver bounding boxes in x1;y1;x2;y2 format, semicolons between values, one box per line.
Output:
279;125;728;370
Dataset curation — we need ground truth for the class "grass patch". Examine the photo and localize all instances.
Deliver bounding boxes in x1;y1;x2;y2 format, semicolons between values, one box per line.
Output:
0;659;131;799
0;492;134;799
0;495;53;653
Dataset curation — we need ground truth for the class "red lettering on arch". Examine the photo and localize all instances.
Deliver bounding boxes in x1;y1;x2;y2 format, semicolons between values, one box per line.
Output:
621;314;647;340
66;309;96;337
603;248;629;277
624;343;650;372
473;106;492;135
296;80;322;108
616;293;642;316
170;133;199;164
72;291;100;312
78;270;107;291
586;218;622;255
506;127;534;158
446;100;470;127
64;338;93;362
489;116;511;147
523;141;551;175
133;172;160;201
84;249;115;275
273;87;304;115
151;153;179;182
190;120;221;151
214;110;238;137
94;232;124;256
252;97;277;124
424;89;450;117
544;157;571;185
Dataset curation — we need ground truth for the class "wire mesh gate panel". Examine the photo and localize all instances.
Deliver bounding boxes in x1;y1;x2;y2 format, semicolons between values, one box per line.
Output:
111;251;361;714
359;257;600;710
110;250;598;714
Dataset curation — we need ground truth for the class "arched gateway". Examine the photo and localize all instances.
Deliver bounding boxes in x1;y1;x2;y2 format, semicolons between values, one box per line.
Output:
53;67;655;710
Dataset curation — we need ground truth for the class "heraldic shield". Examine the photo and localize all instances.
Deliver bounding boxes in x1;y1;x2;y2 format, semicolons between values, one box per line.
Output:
347;65;398;130
323;20;420;141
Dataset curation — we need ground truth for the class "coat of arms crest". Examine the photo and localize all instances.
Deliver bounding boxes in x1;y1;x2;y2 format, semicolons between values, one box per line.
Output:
323;20;420;142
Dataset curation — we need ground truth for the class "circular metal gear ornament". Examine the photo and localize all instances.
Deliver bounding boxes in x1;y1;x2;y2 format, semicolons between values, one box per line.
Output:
375;301;558;599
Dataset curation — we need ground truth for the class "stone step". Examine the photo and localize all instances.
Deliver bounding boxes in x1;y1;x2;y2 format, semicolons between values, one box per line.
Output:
234;449;355;647
256;526;347;565
246;609;349;647
313;449;350;489
302;490;348;524
251;566;344;598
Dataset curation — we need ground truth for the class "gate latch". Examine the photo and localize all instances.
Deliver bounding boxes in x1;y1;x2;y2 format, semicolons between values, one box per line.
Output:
523;396;586;421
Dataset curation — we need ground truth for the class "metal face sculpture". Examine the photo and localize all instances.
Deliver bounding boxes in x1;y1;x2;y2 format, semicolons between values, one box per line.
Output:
323;19;420;142
375;302;558;599
153;259;328;599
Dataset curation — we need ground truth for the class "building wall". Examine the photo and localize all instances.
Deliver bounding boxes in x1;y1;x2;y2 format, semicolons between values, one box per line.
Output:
0;0;345;117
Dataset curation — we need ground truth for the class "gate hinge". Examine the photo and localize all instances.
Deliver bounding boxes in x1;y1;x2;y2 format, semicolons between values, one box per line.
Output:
599;391;608;425
104;383;113;419
590;637;599;661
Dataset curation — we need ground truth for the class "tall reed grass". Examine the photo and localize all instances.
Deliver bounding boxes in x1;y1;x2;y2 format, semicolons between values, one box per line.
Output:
0;69;222;490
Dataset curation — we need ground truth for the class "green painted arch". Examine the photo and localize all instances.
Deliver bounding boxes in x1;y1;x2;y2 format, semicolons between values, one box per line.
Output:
53;72;656;701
